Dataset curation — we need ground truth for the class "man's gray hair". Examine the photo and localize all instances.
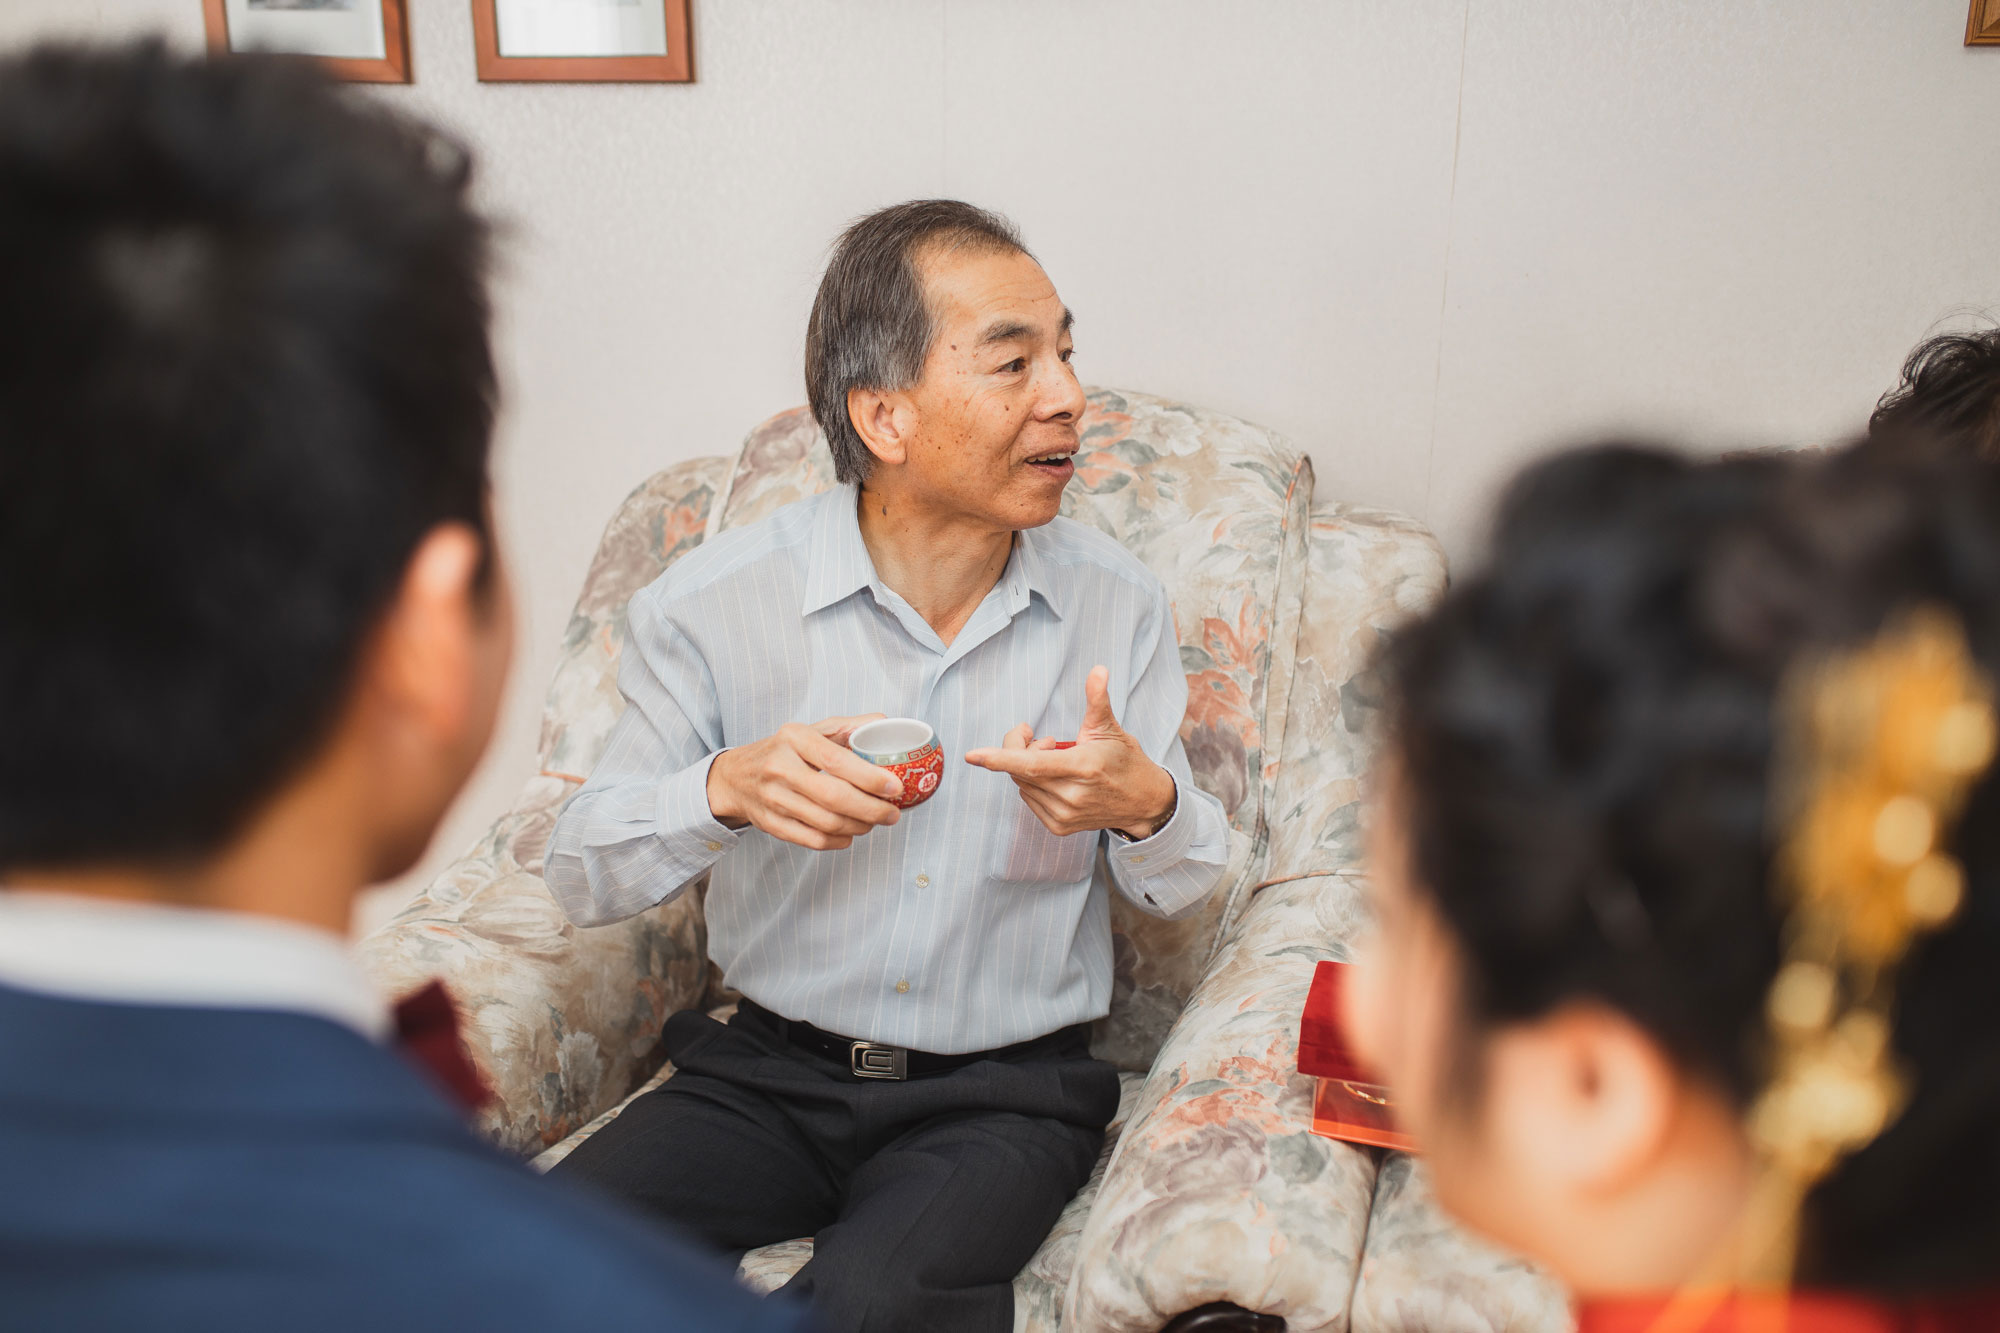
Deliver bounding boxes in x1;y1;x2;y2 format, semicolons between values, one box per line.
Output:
805;200;1029;485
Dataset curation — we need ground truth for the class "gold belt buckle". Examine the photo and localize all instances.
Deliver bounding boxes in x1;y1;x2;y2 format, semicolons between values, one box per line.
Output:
849;1041;908;1080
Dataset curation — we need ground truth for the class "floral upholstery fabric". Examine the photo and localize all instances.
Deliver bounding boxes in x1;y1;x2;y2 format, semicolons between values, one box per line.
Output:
706;389;1313;1070
1351;1155;1572;1333
356;458;728;1157
1262;503;1448;883
1064;871;1379;1332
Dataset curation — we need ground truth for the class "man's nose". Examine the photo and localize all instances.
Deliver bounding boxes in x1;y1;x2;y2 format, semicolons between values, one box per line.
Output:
1039;360;1087;422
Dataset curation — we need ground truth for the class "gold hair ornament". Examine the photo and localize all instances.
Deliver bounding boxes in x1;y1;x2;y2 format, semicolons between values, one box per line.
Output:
1649;606;1994;1333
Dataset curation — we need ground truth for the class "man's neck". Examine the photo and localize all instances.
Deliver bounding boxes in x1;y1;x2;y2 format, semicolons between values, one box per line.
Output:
855;483;1015;647
12;763;372;939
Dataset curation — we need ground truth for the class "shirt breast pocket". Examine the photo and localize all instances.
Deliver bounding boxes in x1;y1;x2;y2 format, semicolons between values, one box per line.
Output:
995;800;1099;885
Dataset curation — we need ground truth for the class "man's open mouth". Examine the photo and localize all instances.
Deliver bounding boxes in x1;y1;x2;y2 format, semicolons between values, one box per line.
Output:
1025;450;1076;474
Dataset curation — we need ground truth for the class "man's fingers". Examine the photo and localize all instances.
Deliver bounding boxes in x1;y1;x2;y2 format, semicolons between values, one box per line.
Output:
795;766;902;828
965;744;1104;787
1016;785;1082;838
1079;665;1119;737
1001;722;1034;750
767;787;874;838
798;729;906;800
812;712;887;745
761;811;854;852
964;746;1065;779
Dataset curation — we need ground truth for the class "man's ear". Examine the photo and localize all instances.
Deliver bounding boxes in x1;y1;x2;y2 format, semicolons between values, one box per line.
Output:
365;522;487;745
1487;1002;1679;1201
848;385;916;470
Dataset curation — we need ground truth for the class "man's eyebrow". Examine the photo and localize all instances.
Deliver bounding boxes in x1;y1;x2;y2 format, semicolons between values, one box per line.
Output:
976;319;1033;348
975;308;1076;347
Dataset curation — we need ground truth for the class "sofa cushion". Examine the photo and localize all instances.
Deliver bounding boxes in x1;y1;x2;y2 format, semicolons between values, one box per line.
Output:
705;389;1314;1069
1262;501;1447;883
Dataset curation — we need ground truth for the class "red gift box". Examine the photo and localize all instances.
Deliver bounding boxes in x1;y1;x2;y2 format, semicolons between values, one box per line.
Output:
1299;960;1418;1153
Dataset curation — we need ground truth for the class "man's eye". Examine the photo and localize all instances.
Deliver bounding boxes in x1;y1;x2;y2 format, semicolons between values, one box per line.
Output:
1059;348;1074;363
1001;358;1026;373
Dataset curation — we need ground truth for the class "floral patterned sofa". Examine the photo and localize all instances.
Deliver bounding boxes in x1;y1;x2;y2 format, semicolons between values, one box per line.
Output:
357;389;1572;1333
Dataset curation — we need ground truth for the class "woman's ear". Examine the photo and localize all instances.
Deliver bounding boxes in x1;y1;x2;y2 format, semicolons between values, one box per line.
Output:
1488;1003;1679;1200
848;385;913;469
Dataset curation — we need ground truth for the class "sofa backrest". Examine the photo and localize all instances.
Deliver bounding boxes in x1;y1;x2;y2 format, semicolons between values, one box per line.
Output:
702;388;1315;1069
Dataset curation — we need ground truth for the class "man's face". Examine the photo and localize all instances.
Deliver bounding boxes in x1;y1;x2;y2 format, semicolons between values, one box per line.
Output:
891;245;1087;531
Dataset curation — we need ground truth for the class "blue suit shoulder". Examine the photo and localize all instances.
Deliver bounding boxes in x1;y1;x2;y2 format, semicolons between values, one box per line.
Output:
0;990;813;1333
317;1136;814;1332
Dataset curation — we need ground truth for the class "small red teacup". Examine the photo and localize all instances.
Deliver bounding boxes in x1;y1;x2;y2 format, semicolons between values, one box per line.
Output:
849;718;944;810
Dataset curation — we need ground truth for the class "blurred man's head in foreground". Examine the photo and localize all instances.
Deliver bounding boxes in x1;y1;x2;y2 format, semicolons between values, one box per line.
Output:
0;43;511;919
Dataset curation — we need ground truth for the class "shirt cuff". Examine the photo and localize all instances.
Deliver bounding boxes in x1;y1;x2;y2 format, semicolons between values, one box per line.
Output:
1108;774;1196;876
656;750;741;868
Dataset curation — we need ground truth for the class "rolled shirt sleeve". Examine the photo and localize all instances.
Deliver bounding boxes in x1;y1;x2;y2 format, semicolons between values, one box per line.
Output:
1102;584;1230;920
543;589;740;927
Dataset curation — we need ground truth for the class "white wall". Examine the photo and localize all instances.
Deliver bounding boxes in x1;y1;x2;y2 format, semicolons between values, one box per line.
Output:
6;2;1998;926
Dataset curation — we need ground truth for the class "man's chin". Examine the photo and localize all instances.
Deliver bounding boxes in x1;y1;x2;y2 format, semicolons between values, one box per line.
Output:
1005;484;1069;530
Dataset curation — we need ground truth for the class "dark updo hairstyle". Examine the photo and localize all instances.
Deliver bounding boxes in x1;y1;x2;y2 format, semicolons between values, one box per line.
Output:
1386;440;2000;1292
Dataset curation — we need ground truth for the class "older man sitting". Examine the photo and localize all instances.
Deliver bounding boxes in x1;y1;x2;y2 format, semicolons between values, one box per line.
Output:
543;200;1230;1332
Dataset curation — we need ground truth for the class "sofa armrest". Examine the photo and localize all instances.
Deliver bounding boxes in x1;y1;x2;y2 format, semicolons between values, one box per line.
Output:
357;775;712;1158
1065;871;1377;1333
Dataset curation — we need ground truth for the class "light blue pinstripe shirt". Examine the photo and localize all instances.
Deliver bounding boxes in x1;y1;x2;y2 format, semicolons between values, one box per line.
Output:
543;484;1230;1053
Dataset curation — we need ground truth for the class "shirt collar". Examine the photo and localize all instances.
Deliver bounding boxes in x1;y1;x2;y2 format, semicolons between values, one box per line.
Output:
0;890;391;1041
800;483;1066;621
800;483;878;615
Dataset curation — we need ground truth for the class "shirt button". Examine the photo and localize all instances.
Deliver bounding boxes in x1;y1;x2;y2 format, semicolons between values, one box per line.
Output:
1132;854;1147;864
895;979;910;994
706;840;723;852
914;874;930;887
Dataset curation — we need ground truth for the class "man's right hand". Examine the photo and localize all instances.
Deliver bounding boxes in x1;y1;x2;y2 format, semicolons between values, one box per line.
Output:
706;714;905;850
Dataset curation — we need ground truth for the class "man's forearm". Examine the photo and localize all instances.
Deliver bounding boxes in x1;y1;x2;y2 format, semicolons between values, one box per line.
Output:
544;756;738;927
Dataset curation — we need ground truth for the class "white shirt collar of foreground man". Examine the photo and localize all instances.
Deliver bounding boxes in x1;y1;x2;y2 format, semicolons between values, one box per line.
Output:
0;889;391;1041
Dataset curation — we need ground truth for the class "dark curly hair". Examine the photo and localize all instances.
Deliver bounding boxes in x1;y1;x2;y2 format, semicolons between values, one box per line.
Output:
1871;326;2000;462
1386;440;2000;1292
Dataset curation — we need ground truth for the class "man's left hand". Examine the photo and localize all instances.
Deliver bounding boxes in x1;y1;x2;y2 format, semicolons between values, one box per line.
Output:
964;665;1176;840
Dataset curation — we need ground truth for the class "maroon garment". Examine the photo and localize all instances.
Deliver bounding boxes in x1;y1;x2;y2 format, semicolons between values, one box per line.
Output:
391;981;492;1112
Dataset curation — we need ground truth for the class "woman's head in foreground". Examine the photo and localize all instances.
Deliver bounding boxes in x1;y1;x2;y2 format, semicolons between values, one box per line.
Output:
1346;441;2000;1297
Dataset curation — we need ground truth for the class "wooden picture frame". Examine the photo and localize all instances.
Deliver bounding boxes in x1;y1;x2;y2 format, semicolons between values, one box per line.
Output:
471;0;693;83
1969;0;2000;46
202;0;411;84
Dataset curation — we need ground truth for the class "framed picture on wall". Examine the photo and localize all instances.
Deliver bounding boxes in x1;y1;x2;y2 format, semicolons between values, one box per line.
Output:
201;0;411;83
471;0;693;83
1970;0;2000;45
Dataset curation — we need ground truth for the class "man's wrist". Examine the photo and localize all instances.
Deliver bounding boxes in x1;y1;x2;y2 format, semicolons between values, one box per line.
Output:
1115;768;1178;842
704;749;749;829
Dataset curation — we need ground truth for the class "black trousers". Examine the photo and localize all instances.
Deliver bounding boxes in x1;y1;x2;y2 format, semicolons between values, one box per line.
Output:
551;1002;1122;1333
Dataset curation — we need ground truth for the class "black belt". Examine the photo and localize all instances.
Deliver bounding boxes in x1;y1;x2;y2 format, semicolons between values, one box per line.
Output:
738;999;1087;1081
